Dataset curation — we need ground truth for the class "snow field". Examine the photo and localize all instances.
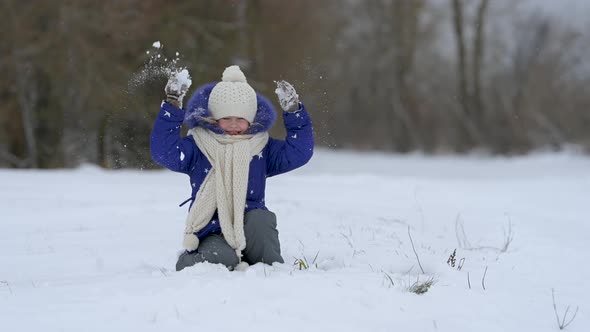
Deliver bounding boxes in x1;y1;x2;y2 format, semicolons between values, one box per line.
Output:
1;149;588;331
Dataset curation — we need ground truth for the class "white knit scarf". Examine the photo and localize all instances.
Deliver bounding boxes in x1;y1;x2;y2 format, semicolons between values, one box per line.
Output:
183;126;269;257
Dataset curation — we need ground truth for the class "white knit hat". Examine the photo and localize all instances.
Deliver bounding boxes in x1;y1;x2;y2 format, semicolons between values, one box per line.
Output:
208;65;257;123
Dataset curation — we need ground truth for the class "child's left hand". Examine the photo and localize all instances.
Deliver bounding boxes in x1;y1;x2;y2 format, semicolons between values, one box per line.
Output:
275;80;300;112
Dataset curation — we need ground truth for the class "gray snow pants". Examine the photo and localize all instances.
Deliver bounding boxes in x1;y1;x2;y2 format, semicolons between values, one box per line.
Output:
175;209;284;271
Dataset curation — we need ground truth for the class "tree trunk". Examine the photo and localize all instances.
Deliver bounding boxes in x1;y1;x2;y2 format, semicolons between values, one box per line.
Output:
451;0;482;150
15;61;39;168
452;0;469;117
472;0;489;120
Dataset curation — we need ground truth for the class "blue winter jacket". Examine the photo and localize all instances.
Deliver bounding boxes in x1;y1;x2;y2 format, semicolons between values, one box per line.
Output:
150;83;314;239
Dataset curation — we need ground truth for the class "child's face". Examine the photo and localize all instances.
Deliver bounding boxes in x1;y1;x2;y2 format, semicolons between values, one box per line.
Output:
217;117;250;135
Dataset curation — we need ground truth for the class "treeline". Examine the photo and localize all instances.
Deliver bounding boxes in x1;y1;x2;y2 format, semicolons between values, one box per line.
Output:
1;0;589;168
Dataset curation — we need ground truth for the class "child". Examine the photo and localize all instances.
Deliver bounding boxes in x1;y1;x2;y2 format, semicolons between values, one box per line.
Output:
150;65;314;271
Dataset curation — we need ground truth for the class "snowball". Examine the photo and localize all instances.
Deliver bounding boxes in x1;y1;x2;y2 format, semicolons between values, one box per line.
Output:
175;69;192;89
275;87;287;100
166;69;193;92
152;41;162;48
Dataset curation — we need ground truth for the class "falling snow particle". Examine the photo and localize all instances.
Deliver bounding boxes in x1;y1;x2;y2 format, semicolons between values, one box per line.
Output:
129;41;190;95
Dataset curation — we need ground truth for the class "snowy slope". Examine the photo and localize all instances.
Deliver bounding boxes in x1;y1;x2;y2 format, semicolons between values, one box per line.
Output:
1;149;588;332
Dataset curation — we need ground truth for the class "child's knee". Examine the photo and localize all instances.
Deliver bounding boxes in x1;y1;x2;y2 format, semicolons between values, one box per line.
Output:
244;209;277;233
199;235;240;268
243;209;283;264
176;235;240;271
176;251;198;271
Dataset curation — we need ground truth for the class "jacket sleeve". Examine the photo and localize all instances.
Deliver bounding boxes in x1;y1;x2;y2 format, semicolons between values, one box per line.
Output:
150;101;200;174
266;103;314;177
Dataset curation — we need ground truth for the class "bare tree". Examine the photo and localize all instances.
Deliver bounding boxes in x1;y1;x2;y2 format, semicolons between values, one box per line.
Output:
0;1;49;168
472;0;489;128
451;0;491;150
389;1;425;152
2;0;590;169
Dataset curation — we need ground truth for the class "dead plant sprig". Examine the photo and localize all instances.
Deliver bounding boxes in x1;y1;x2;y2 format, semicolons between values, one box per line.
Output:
407;226;425;274
552;288;579;330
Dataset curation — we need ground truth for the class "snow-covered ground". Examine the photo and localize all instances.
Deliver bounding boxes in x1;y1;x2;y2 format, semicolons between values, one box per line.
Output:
1;148;588;331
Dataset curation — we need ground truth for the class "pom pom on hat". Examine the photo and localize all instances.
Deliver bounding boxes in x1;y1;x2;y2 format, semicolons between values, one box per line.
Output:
208;65;257;123
222;65;247;83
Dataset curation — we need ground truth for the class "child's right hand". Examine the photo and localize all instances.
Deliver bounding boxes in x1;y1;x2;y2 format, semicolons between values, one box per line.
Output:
165;69;191;108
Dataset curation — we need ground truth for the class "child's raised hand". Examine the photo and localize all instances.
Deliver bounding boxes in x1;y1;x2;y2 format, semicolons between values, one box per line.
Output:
274;80;300;112
165;69;192;108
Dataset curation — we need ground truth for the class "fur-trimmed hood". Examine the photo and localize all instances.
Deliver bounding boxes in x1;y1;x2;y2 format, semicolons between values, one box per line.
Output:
184;83;277;135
